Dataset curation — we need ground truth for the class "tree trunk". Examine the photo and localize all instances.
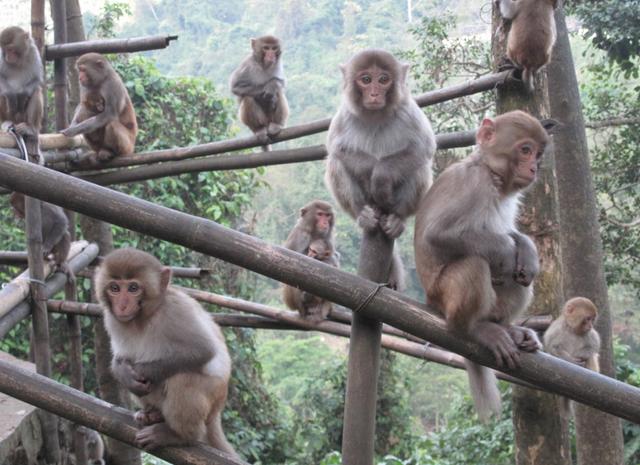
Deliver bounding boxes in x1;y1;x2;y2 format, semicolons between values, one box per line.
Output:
64;3;141;464
547;8;624;465
491;6;570;465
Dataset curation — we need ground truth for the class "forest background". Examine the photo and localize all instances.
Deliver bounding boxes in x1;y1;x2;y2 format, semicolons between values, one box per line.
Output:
0;0;638;464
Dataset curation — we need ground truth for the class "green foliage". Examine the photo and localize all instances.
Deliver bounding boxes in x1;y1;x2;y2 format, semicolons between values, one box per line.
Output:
571;0;640;77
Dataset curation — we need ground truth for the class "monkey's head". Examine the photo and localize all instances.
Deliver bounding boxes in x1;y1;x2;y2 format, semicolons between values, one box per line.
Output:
76;53;113;88
95;248;171;323
476;110;550;194
341;49;409;118
300;200;334;236
564;297;598;335
308;239;331;261
0;27;31;66
251;35;281;68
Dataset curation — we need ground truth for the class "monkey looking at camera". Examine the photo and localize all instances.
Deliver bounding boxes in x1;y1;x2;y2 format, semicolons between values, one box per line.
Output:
0;26;43;163
95;248;237;456
325;49;435;290
497;0;558;92
283;200;339;266
61;53;137;167
230;35;289;151
415;110;553;421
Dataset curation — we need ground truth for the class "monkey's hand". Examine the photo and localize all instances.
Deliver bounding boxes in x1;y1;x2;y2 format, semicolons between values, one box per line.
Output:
60;126;79;138
14;122;36;138
512;233;539;286
507;326;542;352
357;205;380;232
112;357;151;397
380;213;405;239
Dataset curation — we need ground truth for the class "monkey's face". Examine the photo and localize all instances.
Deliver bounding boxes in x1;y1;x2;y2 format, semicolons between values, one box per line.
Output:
315;210;333;234
261;44;280;67
355;65;393;110
511;138;543;189
105;279;143;322
578;312;596;334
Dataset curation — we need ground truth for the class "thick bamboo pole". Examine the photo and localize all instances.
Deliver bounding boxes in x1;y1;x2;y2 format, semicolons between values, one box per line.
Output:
44;35;178;60
70;70;511;171
0;359;247;465
52;0;69;129
78;130;476;186
0;241;89;317
0;243;99;338
1;155;639;423
0;132;85;150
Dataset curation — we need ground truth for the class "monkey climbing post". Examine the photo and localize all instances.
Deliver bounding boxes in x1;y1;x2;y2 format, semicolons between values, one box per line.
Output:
3;156;640;423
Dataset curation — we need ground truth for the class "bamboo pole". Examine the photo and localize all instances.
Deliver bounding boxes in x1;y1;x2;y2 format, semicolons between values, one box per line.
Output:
0;241;89;317
45;300;531;388
1;155;640;423
0;132;85;150
78;130;476;186
0;243;99;339
0;359;248;465
0;251;29;265
52;0;69;129
69;70;512;172
44;35;178;60
76;265;211;279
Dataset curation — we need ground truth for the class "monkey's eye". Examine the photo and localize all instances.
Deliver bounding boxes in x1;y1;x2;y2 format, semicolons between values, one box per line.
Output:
128;282;140;293
360;75;372;84
520;145;533;155
109;283;120;293
379;74;390;84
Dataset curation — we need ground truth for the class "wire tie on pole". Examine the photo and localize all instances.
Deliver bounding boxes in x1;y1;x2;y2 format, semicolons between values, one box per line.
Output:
353;282;388;313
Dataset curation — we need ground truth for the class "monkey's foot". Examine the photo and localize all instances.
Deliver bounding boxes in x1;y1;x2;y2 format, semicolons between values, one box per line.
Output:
267;122;283;136
134;408;164;426
497;56;517;72
97;149;116;163
14;123;35;138
380;213;405;239
475;321;520;369
135;423;185;450
56;263;76;285
357;205;380;231
507;326;542;352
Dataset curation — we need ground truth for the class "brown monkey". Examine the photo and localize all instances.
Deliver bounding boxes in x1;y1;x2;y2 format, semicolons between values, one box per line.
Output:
61;53;137;167
498;0;558;92
283;239;336;322
283;200;339;266
95;248;237;456
78;427;105;465
10;192;73;283
0;26;43;162
415;110;551;421
325;49;435;290
230;35;289;150
544;297;600;372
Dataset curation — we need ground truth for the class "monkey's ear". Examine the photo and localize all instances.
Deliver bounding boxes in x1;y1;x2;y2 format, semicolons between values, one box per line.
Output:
339;64;347;78
400;63;410;85
299;207;308;217
160;267;172;291
540;118;560;134
476;118;496;145
250;38;257;48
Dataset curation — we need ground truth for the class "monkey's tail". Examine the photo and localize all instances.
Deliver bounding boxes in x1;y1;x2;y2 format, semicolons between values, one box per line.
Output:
522;68;535;93
464;359;501;422
261;144;272;152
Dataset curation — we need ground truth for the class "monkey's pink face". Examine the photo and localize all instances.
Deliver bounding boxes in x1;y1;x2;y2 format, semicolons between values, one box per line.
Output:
578;314;596;334
2;46;20;65
355;66;393;110
262;45;279;67
512;139;543;188
315;210;332;234
106;279;143;322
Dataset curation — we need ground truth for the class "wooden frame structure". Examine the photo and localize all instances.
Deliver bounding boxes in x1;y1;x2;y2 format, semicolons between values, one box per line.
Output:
0;4;637;465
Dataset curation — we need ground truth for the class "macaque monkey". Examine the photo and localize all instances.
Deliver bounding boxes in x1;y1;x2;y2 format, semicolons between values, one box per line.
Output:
415;110;552;421
283;200;339;266
95;248;237;456
325;49;435;290
0;26;43;163
10;192;73;282
78;427;105;465
544;297;600;371
497;0;558;92
62;53;137;167
283;239;336;322
230;35;289;150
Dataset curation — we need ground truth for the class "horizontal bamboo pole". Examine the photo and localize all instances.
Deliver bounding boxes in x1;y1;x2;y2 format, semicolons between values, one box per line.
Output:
44;35;178;60
71;70;511;171
0;251;29;265
0;241;89;318
0;243;99;338
76;264;211;279
1;154;638;423
0;359;246;465
79;130;476;186
0;132;85;151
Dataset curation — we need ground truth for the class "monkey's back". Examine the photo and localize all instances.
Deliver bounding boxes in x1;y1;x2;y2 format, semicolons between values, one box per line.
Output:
507;3;556;70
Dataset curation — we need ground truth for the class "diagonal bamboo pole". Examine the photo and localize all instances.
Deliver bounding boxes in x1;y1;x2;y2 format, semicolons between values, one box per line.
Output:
0;154;639;423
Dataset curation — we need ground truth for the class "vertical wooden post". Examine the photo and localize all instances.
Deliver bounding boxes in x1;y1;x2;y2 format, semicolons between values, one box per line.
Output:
491;5;570;465
341;229;394;465
52;0;68;129
31;0;46;132
26;196;62;463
